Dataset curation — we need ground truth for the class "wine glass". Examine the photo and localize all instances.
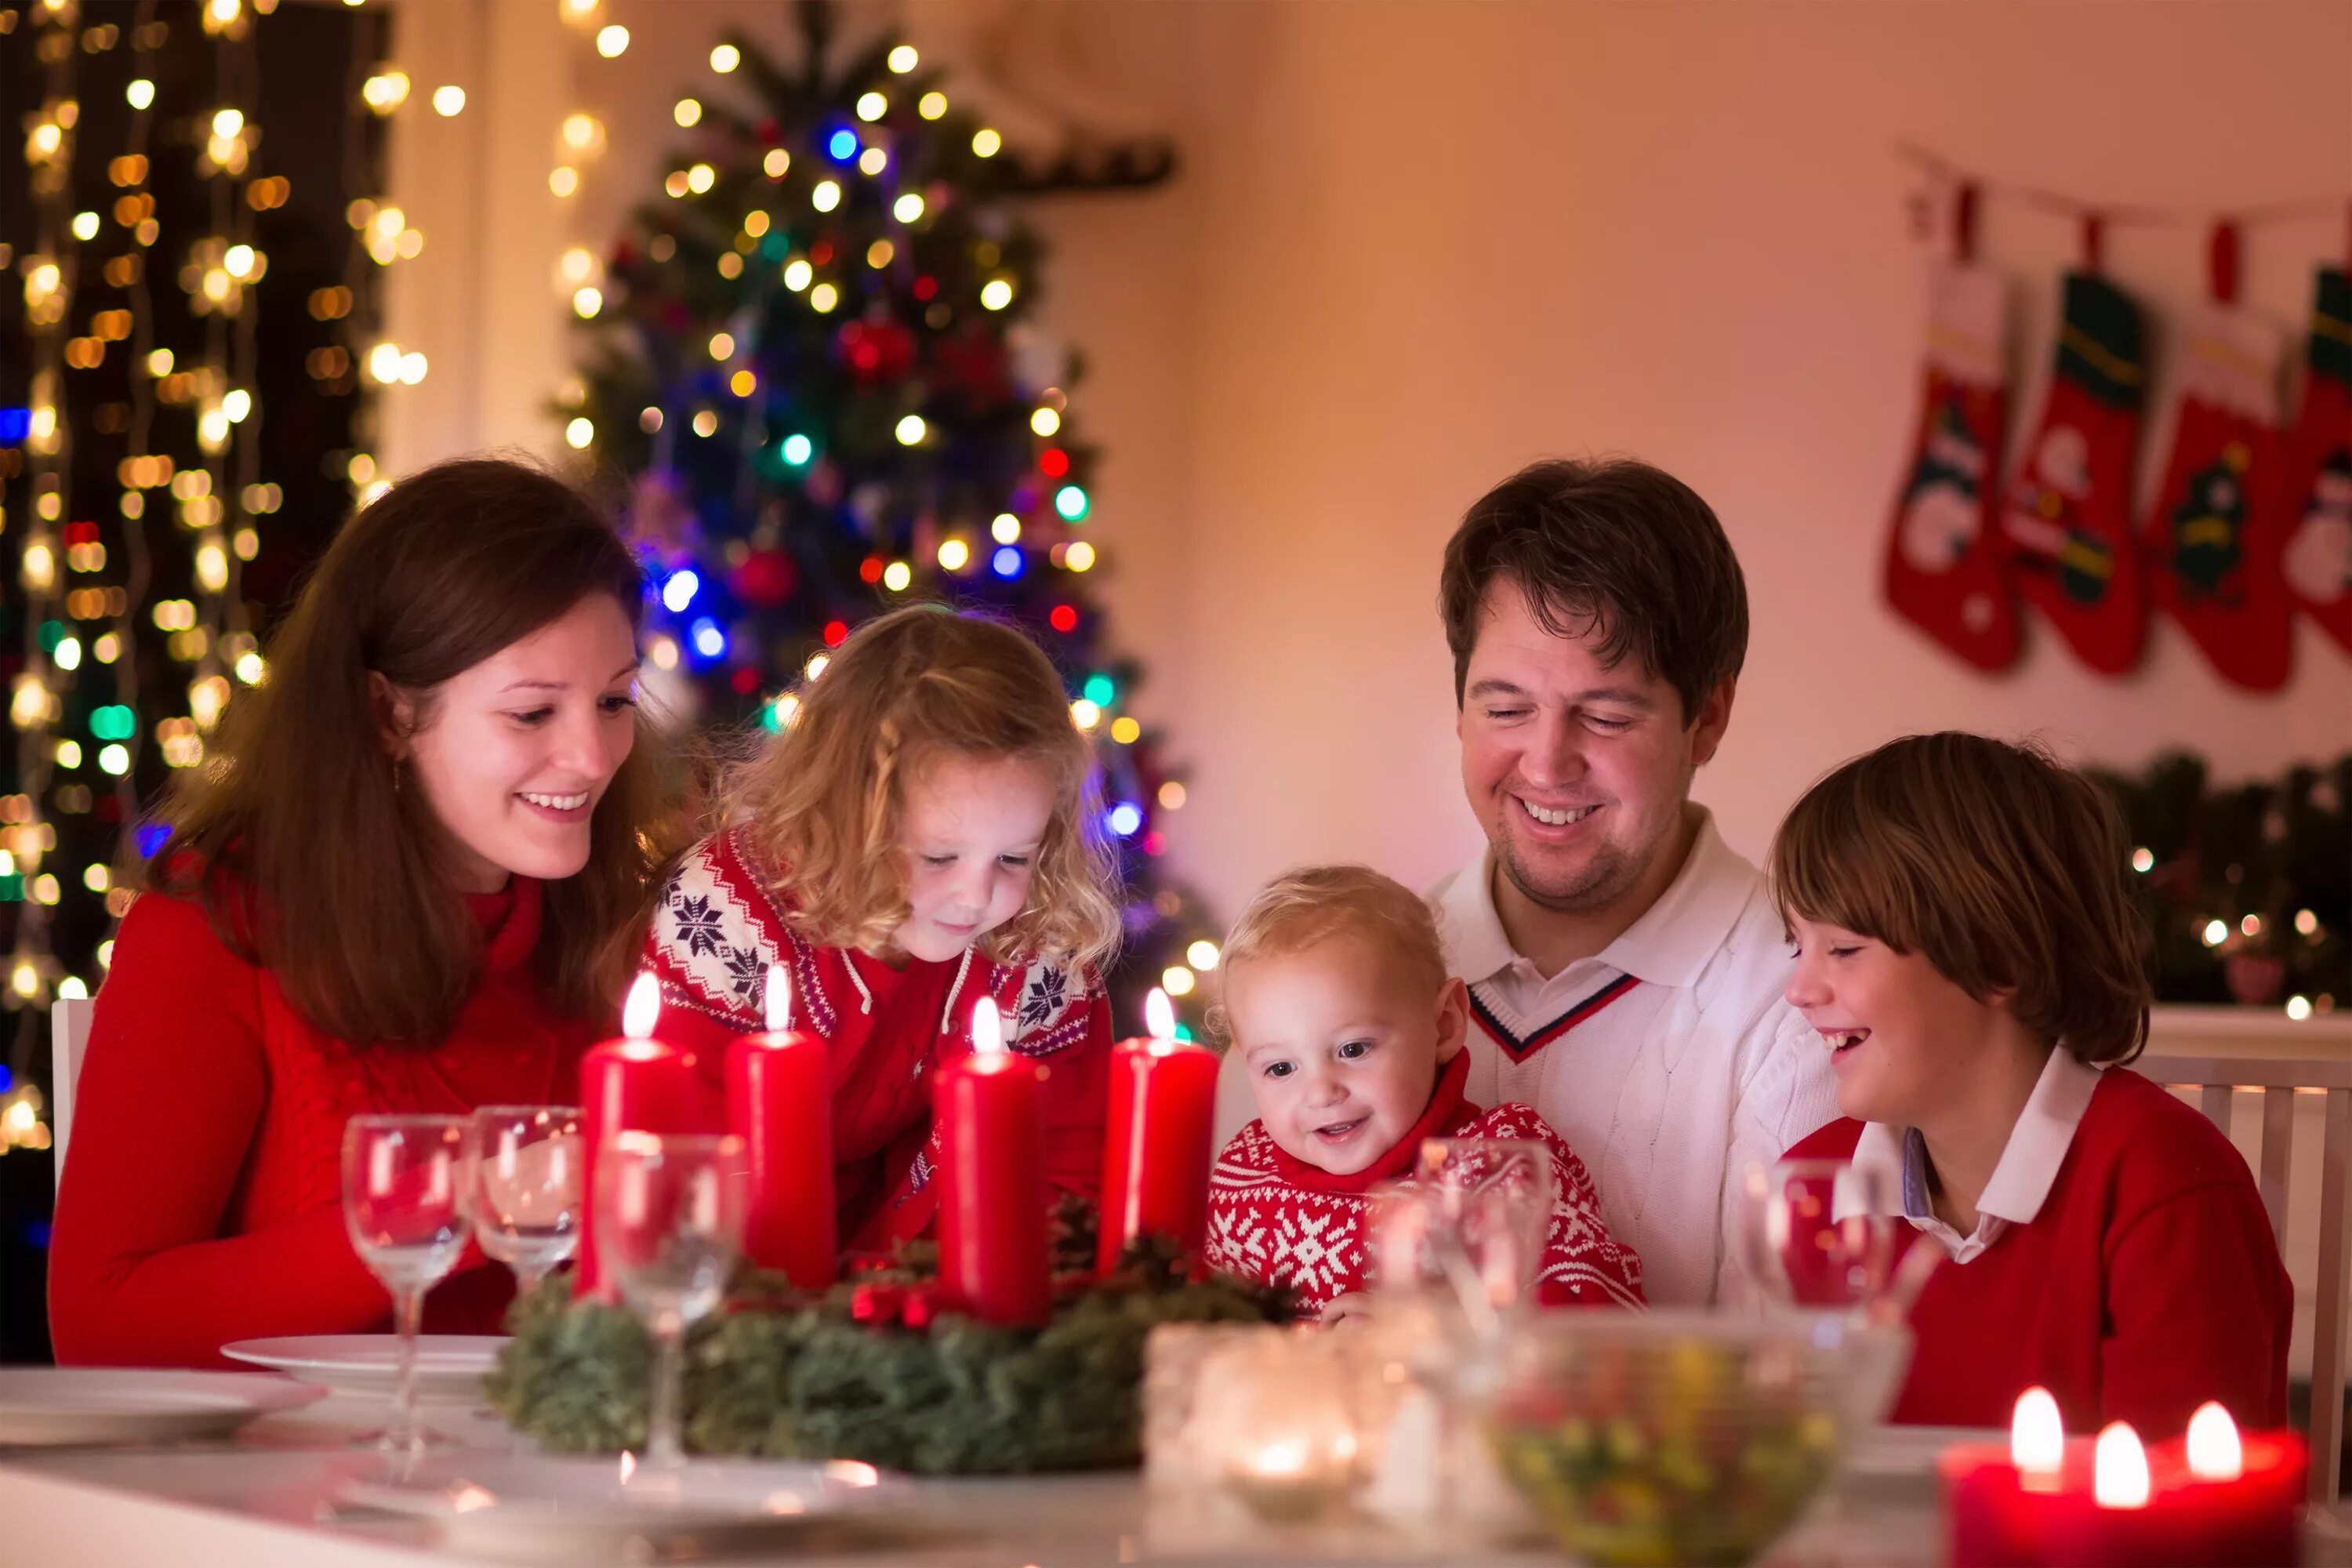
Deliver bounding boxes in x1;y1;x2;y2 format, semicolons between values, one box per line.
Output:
1373;1137;1554;1326
469;1105;584;1298
341;1113;471;1455
595;1131;748;1471
1733;1157;1940;1323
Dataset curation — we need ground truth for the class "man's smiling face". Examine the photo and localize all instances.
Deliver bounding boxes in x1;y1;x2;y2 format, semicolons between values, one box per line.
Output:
1456;577;1729;919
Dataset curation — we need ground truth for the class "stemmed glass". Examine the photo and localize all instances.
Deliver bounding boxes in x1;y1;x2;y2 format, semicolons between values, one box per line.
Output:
469;1105;585;1298
341;1113;471;1455
595;1131;748;1471
1733;1157;1940;1324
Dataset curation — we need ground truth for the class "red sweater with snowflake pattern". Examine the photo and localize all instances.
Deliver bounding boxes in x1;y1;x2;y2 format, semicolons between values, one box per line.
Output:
50;877;597;1369
641;826;1111;1252
1203;1051;1645;1316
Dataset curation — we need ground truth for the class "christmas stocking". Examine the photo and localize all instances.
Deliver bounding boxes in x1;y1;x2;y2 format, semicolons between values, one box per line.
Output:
2000;273;2149;673
1883;264;2019;670
2278;267;2352;656
2140;304;2290;690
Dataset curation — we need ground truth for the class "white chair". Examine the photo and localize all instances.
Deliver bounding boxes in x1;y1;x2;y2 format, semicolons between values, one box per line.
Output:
2137;1051;2352;1506
48;994;93;1199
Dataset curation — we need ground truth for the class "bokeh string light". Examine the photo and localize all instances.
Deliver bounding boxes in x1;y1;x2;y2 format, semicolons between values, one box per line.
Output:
5;0;83;1149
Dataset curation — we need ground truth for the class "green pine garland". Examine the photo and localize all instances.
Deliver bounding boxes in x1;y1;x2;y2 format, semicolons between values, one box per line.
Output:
487;1229;1287;1475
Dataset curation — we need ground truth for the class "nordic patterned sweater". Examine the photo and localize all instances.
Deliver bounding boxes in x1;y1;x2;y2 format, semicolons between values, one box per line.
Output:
641;825;1111;1252
1203;1051;1646;1316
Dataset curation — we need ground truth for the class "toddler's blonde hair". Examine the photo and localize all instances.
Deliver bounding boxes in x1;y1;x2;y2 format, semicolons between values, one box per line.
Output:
730;604;1120;969
1207;864;1449;1047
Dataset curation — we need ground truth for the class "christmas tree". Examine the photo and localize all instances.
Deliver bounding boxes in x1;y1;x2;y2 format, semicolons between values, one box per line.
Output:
568;2;1218;1029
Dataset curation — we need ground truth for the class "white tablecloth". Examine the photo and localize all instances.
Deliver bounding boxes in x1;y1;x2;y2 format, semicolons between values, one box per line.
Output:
1;1386;2333;1567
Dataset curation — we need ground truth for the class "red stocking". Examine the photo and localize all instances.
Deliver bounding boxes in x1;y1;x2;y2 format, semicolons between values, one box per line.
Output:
1883;263;2019;670
2278;267;2352;656
2142;227;2292;691
2000;270;2150;674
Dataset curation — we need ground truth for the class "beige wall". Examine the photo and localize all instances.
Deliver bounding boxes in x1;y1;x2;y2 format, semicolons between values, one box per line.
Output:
383;0;2352;926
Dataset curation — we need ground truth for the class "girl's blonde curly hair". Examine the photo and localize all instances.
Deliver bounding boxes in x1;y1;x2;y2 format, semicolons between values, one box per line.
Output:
729;604;1121;971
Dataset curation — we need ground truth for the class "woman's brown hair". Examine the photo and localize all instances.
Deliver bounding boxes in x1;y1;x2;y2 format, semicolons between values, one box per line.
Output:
1769;731;2152;1066
147;456;665;1045
728;604;1121;971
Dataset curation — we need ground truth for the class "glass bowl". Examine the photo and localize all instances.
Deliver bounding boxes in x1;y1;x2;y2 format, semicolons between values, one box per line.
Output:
1475;1309;1909;1567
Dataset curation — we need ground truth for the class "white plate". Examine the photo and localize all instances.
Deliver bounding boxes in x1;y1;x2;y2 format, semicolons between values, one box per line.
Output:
339;1453;891;1557
0;1367;325;1447
220;1335;507;1401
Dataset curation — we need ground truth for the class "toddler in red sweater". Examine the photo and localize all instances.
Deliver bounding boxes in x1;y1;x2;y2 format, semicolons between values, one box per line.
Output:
1202;866;1643;1321
641;607;1120;1254
1773;733;2289;1441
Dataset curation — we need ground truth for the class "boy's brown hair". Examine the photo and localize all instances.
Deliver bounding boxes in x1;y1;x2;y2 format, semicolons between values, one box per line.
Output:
1769;732;2151;1066
1438;457;1749;721
1207;865;1448;1048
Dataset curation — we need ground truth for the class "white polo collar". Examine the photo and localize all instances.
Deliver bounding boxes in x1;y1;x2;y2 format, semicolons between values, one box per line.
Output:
1436;807;1756;989
1850;1048;2103;1261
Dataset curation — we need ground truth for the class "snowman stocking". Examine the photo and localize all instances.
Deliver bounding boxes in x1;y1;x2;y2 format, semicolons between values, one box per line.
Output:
2278;267;2352;656
2000;272;2150;674
1883;263;2019;670
2142;232;2292;691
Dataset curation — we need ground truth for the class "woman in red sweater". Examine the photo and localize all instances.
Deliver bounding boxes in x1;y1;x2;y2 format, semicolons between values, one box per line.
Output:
1773;733;2289;1441
49;459;666;1368
640;607;1120;1253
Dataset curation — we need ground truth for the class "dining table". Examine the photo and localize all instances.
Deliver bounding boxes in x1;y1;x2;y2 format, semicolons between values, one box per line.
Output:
5;1381;2350;1567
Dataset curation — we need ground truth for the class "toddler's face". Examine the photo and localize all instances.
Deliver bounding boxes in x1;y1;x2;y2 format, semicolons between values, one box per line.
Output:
1225;933;1466;1176
894;751;1055;963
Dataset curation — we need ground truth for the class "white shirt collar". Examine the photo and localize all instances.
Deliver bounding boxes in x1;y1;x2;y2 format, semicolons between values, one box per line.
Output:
1435;808;1757;990
1849;1049;2103;1259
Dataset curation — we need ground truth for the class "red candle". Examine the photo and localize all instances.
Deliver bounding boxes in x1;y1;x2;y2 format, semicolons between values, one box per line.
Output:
725;966;837;1290
1097;988;1219;1275
1945;1392;2306;1568
935;1000;1050;1326
576;973;710;1302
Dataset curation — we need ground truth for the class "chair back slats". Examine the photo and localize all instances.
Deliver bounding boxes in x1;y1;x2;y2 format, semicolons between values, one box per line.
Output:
2313;1087;2350;1508
2259;1087;2296;1246
2137;1054;2351;1508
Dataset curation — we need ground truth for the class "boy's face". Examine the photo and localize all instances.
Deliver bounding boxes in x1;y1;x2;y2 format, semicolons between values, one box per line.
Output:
1456;578;1732;920
1783;913;2010;1126
1225;933;1468;1176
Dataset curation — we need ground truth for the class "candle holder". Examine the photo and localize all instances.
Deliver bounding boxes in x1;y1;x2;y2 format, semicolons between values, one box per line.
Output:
1145;1325;1370;1526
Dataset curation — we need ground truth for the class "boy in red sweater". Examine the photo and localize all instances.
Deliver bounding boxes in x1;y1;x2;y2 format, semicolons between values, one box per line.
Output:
1203;866;1643;1320
1775;732;2289;1440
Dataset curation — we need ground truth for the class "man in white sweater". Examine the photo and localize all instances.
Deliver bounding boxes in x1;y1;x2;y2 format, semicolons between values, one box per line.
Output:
1424;458;1837;1306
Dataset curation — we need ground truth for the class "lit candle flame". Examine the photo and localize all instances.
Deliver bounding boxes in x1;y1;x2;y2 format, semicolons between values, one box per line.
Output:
1249;1438;1308;1478
2185;1402;2243;1482
764;964;792;1034
2092;1422;2150;1509
617;1450;637;1484
2010;1386;2064;1475
621;971;660;1040
971;999;1006;1059
1144;986;1175;1044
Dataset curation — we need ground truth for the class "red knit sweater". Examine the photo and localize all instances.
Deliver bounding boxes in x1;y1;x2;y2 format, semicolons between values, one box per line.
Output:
1788;1068;2291;1437
641;826;1111;1252
1203;1051;1646;1316
49;879;598;1369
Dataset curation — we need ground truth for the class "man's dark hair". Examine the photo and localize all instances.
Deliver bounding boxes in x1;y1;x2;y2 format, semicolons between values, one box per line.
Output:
1439;457;1749;721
